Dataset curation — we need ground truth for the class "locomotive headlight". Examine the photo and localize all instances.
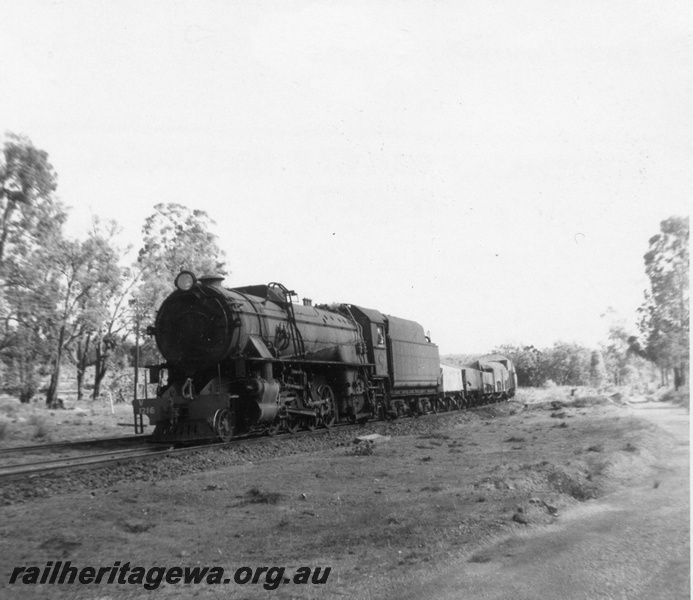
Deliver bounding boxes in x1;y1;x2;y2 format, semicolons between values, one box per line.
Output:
175;271;197;291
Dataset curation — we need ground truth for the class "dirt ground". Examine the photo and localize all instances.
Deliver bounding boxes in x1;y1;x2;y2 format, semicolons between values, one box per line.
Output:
0;393;137;447
0;386;689;599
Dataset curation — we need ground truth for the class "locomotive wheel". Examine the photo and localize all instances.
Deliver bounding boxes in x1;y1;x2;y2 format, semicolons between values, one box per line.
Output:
213;409;234;443
285;416;300;434
266;418;280;437
317;384;336;429
304;416;318;431
430;399;438;414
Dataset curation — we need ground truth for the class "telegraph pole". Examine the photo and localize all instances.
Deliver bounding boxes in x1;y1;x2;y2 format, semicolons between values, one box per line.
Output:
130;299;140;401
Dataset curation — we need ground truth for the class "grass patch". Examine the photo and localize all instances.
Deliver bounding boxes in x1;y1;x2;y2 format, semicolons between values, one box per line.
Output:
346;441;375;456
468;552;492;563
546;468;598;500
28;414;49;439
0;402;19;417
420;485;444;492
120;519;154;534
660;387;690;408
418;432;451;440
586;457;610;479
568;395;610;408
242;487;283;505
330;503;410;545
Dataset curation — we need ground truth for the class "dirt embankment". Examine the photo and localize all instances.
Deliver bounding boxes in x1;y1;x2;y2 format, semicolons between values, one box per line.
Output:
0;388;688;600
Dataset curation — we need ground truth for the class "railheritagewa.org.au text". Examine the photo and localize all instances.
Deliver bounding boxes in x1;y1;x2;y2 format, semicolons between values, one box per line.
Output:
9;561;331;591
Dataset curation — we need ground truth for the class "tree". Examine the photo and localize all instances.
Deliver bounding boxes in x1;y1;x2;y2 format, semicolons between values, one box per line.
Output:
43;228;122;406
589;349;608;388
128;203;228;376
0;237;62;402
69;220;130;400
543;342;592;386
0;134;68;399
492;344;547;387
0;133;65;268
601;322;632;386
133;202;228;336
638;216;689;389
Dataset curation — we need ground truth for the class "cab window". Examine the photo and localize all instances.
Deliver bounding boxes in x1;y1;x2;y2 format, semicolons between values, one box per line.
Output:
376;325;385;347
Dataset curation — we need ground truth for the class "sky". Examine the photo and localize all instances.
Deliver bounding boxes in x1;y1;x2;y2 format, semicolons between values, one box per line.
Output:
1;1;691;354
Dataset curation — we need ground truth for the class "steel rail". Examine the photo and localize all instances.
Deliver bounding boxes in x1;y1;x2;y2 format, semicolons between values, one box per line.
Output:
0;423;351;483
0;400;510;483
0;434;151;456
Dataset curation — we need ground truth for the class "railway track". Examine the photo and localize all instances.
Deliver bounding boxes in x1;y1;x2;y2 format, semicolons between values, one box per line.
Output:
0;401;509;484
0;422;350;483
0;434;151;457
0;445;166;482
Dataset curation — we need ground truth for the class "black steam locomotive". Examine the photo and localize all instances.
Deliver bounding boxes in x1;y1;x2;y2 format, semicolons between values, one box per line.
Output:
134;272;516;442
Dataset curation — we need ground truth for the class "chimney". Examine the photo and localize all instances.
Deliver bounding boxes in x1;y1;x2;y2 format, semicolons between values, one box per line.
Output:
302;298;312;307
199;275;225;289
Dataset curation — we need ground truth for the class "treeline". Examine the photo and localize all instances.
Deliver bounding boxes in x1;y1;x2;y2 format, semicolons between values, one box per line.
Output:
0;134;227;405
0;133;688;404
447;215;689;391
442;332;653;390
490;337;653;389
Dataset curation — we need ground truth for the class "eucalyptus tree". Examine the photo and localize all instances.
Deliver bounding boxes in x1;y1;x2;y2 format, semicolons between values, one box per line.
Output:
0;133;65;267
491;344;546;387
639;216;689;388
69;220;131;400
44;229;122;406
0;133;67;400
131;202;228;365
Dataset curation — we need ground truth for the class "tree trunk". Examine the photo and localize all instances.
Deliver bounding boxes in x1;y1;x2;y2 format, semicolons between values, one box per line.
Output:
75;335;91;402
93;371;102;399
46;361;61;407
0;199;17;267
93;360;108;400
92;340;109;399
46;325;67;406
674;366;686;390
76;367;84;402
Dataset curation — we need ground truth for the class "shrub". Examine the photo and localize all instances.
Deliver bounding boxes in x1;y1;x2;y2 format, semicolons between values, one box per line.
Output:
346;441;375;456
242;487;283;505
0;402;18;417
19;381;38;404
28;414;49;439
660;387;690;408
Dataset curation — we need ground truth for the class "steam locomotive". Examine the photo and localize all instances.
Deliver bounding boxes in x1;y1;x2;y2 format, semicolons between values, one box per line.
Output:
134;272;516;443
